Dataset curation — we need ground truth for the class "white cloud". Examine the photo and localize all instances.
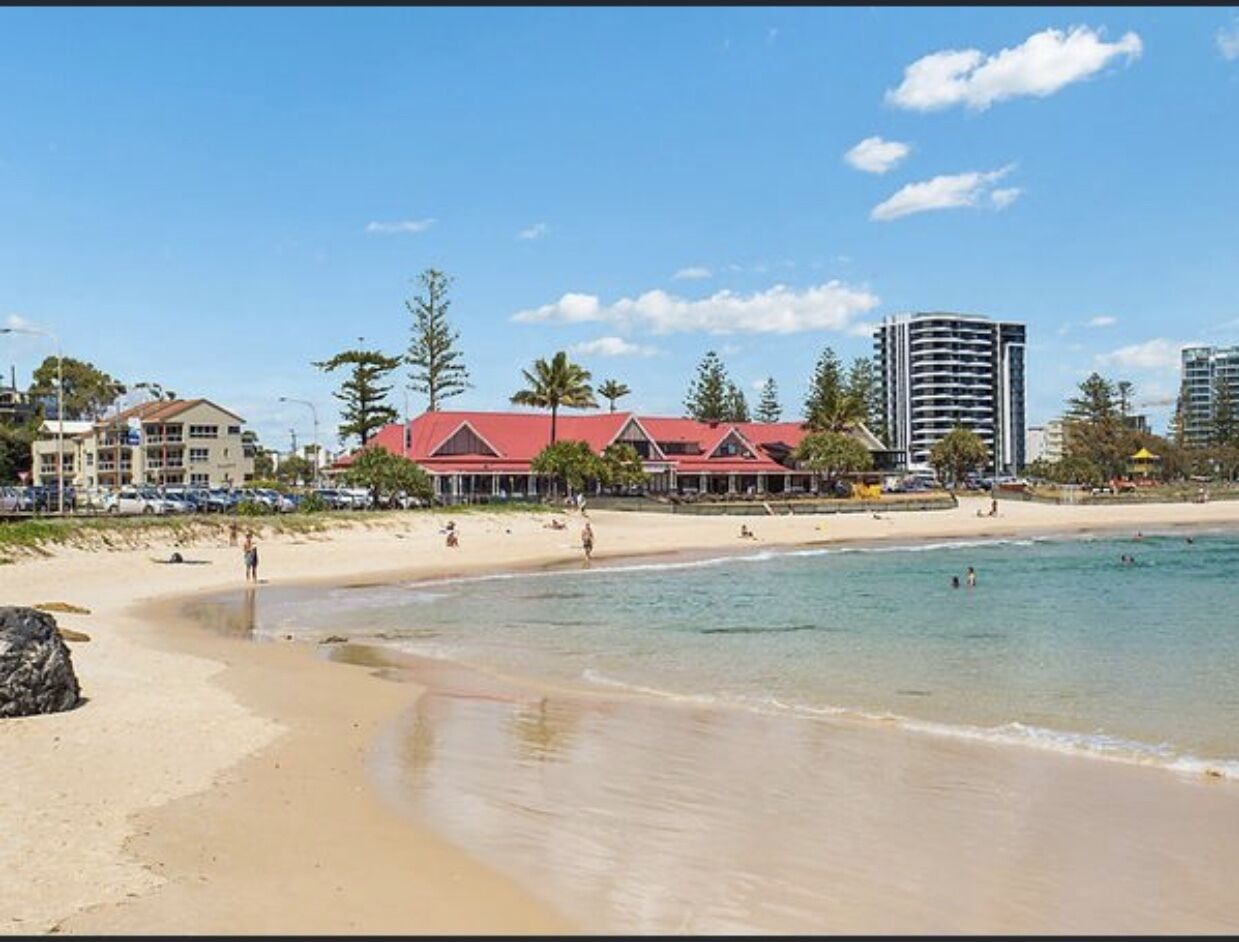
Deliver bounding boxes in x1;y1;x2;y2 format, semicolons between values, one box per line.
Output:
1086;315;1118;328
518;222;549;240
514;281;881;335
990;187;1022;209
886;26;1143;111
750;378;768;391
1095;338;1190;372
365;218;435;235
4;313;36;331
673;266;713;281
844;136;911;174
846;320;879;338
568;336;660;358
514;292;601;325
871;165;1016;221
767;27;780;44
1218;21;1239;60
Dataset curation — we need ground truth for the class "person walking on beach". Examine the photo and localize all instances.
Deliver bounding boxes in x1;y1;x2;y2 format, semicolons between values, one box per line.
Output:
581;520;594;567
243;532;259;583
229;521;239;547
966;566;976;588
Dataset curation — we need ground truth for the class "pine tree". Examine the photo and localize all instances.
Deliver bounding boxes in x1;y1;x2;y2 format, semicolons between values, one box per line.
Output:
406;269;470;412
755;377;781;423
684;351;730;422
314;346;402;447
804;346;861;431
846;357;881;432
725;382;750;422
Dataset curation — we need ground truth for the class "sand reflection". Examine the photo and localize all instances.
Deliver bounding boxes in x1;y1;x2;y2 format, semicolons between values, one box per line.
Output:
374;678;1239;935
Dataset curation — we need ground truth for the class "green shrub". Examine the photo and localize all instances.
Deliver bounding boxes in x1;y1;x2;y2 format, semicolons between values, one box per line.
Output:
296;493;329;514
235;499;272;516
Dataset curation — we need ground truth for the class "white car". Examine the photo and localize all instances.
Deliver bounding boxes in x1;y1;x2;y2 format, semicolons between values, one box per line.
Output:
105;487;170;515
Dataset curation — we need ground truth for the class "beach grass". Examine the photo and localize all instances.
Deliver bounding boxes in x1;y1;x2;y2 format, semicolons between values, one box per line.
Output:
0;504;559;562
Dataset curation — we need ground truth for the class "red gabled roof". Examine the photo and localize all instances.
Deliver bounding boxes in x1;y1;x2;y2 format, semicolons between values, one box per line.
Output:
337;411;881;474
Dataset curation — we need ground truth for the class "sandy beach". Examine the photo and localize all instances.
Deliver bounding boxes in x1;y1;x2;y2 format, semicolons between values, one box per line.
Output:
4;495;1239;934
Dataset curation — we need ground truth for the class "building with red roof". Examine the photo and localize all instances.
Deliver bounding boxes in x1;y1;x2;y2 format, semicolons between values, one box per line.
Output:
334;410;898;502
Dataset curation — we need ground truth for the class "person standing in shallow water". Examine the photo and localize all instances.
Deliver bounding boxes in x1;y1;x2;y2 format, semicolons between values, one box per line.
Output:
951;575;961;589
243;532;259;583
966;566;976;588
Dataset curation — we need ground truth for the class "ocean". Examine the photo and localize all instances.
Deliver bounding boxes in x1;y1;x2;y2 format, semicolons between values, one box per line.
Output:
244;531;1239;776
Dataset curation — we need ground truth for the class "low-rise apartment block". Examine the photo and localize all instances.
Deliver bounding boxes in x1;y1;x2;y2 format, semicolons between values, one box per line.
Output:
31;398;255;488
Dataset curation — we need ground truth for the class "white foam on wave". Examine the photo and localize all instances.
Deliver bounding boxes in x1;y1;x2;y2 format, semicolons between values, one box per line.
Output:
576;668;1239;782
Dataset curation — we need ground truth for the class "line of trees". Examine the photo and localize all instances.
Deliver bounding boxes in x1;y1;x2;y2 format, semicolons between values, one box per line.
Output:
1026;371;1239;486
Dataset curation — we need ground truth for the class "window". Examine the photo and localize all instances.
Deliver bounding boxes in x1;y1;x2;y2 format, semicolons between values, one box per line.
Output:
190;473;210;486
227;425;241;436
189;425;219;439
189;448;210;464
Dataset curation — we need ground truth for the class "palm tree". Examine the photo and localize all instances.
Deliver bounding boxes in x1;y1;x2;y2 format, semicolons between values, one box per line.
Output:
511;351;598;442
597;379;631;413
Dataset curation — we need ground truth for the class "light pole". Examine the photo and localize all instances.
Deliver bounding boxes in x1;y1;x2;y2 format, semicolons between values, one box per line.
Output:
3;325;64;514
279;396;320;484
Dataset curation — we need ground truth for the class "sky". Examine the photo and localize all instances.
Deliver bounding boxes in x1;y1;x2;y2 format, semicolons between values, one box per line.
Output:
2;6;1238;451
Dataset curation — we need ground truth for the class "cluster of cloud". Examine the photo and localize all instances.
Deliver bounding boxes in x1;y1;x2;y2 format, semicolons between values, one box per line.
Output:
365;218;435;235
1095;338;1191;372
518;222;549;240
843;136;910;174
513;282;880;336
4;313;34;331
1218;20;1239;60
870;165;1020;221
1086;315;1118;328
886;25;1143;112
568;336;660;358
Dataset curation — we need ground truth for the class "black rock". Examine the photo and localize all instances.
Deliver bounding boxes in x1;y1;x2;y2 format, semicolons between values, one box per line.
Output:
0;606;82;718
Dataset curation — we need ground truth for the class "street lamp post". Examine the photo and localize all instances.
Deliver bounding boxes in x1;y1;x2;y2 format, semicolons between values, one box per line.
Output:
279;397;320;484
3;326;65;514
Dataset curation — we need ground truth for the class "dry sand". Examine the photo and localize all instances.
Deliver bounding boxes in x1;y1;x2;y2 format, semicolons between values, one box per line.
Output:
2;496;1238;934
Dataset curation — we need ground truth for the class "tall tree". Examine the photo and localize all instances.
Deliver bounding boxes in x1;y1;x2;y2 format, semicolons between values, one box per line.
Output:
600;442;649;490
754;377;782;423
804;346;863;432
29;356;125;420
846;357;882;434
510;351;598;443
405;268;470;412
313;347;402;447
1067;372;1118;423
1171;379;1189;448
725;381;750;422
1064;372;1129;480
1213;374;1237;446
597;379;631;413
929;426;990;488
684;351;731;423
1116;380;1135;418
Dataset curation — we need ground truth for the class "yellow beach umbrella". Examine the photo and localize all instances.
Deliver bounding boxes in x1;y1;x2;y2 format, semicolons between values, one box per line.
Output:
1130;446;1158;460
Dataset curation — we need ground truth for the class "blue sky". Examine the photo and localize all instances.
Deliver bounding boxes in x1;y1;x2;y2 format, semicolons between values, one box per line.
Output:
2;6;1238;450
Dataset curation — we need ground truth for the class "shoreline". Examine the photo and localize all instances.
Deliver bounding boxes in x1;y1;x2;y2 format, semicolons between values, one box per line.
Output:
4;497;1239;933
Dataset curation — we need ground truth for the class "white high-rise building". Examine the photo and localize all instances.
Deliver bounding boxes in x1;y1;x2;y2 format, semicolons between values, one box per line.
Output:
875;312;1027;473
1181;345;1239;446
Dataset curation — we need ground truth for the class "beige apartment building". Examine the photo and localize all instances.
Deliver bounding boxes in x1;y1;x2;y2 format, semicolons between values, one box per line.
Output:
32;398;255;489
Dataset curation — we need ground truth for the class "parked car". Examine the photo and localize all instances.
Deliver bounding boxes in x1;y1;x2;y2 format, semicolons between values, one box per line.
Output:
105;487;170;515
312;488;353;509
339;487;374;509
0;486;23;512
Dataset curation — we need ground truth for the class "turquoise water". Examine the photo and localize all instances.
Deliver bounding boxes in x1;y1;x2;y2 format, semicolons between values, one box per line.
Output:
255;531;1239;776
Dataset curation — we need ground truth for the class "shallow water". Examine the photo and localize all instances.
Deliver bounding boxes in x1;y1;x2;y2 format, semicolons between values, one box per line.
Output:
245;532;1239;775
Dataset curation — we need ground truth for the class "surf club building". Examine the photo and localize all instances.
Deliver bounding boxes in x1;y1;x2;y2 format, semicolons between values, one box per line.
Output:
334;410;900;503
